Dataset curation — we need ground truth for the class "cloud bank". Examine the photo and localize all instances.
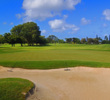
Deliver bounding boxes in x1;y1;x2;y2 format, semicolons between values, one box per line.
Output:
81;18;91;25
103;9;110;21
19;0;81;21
49;18;79;33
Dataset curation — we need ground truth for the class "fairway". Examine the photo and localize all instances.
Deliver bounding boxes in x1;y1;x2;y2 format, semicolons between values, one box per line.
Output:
0;44;110;69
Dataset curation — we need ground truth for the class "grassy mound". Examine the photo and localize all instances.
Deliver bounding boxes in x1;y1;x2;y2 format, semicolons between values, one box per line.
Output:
0;78;34;100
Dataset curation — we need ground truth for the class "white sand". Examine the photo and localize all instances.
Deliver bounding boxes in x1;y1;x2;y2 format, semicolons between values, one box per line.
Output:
0;66;110;100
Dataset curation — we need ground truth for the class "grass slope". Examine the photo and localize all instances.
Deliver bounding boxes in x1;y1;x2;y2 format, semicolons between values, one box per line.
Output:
0;60;110;69
0;44;110;69
0;78;34;100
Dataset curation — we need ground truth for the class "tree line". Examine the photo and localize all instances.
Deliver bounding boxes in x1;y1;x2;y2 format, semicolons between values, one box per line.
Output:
65;36;110;44
46;35;110;44
44;35;110;44
0;22;110;46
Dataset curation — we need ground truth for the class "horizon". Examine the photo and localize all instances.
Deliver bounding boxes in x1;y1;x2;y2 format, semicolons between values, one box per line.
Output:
0;0;110;40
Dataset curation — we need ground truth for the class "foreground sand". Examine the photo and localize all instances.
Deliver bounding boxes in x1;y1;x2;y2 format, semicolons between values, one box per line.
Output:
0;66;110;100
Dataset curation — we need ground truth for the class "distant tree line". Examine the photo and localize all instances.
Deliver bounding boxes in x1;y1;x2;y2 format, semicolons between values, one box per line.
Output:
46;35;65;43
65;36;110;44
46;35;110;44
0;22;110;46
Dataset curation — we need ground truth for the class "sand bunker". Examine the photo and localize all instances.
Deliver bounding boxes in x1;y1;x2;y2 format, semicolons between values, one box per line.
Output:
0;66;110;100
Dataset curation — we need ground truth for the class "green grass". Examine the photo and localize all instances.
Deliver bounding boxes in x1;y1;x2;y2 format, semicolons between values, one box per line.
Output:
0;60;110;69
0;78;34;100
0;43;110;69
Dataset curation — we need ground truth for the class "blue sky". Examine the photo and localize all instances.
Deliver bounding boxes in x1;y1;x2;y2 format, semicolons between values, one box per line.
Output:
0;0;110;40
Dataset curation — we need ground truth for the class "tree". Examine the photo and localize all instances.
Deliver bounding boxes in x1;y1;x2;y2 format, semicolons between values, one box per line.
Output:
11;24;23;36
16;36;26;45
102;36;109;44
65;38;72;43
21;22;41;46
65;38;80;44
47;35;59;43
39;36;47;45
10;22;41;46
72;38;81;44
87;38;94;44
98;37;102;43
4;33;11;43
0;35;4;44
11;24;24;46
81;38;86;44
9;34;16;47
93;38;99;44
104;35;108;41
58;39;65;43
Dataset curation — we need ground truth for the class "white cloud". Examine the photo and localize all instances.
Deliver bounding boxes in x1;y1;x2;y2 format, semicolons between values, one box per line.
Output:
81;18;91;25
49;18;79;33
42;30;47;34
16;14;22;19
18;0;81;21
10;22;14;25
103;9;110;21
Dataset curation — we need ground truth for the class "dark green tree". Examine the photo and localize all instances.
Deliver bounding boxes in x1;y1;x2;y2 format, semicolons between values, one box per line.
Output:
21;22;41;46
0;35;4;44
9;35;16;47
104;35;108;41
4;33;11;43
58;39;65;43
87;38;94;44
47;35;59;43
81;38;86;44
65;38;72;43
10;22;41;46
93;38;99;44
11;24;24;46
73;38;81;44
39;36;47;45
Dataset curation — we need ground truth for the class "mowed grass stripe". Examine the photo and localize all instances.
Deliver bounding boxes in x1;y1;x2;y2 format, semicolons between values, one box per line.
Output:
0;60;110;69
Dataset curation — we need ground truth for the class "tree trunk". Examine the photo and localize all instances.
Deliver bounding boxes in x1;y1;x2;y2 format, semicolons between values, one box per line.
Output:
21;43;23;47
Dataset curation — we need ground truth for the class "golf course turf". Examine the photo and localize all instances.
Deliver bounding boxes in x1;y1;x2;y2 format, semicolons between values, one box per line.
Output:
0;43;110;69
0;78;34;100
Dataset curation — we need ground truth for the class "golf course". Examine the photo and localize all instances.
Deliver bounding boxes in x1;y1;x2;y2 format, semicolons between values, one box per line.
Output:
1;0;110;99
0;43;110;69
0;44;110;100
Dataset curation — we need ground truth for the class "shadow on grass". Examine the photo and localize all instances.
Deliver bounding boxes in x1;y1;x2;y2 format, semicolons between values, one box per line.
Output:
23;44;51;47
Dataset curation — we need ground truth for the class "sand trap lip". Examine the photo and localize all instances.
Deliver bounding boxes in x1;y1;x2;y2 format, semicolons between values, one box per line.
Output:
1;66;110;100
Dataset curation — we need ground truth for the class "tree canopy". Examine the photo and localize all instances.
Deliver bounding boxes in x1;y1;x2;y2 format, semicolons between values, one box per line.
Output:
47;35;59;43
10;22;42;46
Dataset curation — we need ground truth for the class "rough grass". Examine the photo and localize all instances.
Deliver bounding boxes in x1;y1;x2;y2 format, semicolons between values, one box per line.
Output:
0;78;34;100
0;44;110;69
